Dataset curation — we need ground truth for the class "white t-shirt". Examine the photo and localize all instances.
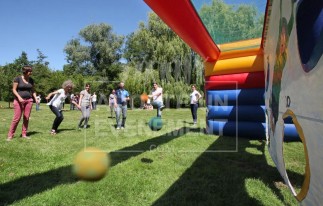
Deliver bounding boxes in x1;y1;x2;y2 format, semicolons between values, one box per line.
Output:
190;90;201;104
109;94;115;105
80;90;91;106
47;89;67;110
92;94;97;102
152;87;163;102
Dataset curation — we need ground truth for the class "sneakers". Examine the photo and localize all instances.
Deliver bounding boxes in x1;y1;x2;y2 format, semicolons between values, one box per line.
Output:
6;137;13;141
160;105;165;111
116;127;121;130
121;127;125;130
50;130;57;135
22;136;31;139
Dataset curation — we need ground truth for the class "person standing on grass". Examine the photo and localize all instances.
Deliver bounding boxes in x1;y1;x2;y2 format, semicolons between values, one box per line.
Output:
73;93;80;110
190;84;202;125
148;82;165;118
114;82;130;129
78;83;92;129
70;93;75;110
7;65;39;141
108;89;116;118
35;95;41;111
91;92;97;110
46;80;78;135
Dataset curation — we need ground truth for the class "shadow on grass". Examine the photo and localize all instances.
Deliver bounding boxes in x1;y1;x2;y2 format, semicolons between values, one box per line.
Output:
55;128;78;134
152;136;303;206
109;127;201;166
25;131;41;136
0;127;197;205
0;128;303;205
182;120;195;125
0;165;76;205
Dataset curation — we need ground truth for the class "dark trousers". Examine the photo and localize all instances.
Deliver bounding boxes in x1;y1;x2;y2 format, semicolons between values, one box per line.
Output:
49;105;64;131
190;104;198;122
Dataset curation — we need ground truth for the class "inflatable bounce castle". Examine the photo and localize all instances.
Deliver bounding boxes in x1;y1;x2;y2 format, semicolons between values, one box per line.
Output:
144;0;322;204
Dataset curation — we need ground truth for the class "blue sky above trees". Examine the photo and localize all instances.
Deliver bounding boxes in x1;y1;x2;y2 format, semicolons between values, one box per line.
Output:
0;0;151;70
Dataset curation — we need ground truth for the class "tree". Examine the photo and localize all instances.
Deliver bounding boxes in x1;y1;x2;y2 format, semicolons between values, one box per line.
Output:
13;51;30;68
35;49;49;66
32;50;52;100
64;23;124;80
124;12;202;86
0;52;32;107
64;38;91;74
199;0;264;44
0;63;20;107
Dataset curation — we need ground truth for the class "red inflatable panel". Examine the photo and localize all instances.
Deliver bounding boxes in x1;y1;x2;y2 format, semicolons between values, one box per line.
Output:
144;0;220;61
205;71;265;90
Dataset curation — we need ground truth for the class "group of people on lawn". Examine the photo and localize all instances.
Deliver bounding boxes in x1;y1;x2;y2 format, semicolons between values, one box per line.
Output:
5;65;202;141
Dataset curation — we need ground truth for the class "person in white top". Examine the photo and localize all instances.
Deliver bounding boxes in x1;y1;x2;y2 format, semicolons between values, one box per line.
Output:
46;80;79;135
108;89;116;118
70;93;75;110
78;83;92;129
36;95;41;111
148;82;165;117
91;92;97;110
190;84;202;124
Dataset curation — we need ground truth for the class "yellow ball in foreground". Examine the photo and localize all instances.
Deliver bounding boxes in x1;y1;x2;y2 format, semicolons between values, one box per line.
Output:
73;147;110;181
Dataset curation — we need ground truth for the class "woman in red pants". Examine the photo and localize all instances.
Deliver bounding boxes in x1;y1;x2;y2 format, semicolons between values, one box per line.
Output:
7;65;39;141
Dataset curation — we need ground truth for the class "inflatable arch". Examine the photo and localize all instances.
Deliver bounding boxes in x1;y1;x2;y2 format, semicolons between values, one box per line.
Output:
144;0;323;204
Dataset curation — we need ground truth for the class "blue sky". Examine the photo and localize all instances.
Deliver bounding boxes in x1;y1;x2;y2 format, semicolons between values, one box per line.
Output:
0;0;151;70
0;0;266;70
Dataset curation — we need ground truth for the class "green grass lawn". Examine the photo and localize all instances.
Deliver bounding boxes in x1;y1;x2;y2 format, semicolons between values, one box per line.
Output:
0;102;304;205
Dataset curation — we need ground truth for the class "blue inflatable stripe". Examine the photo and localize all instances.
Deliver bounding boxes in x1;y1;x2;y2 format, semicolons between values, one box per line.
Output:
207;105;266;122
284;123;301;142
207;120;301;142
207;120;266;139
206;88;265;106
283;116;293;124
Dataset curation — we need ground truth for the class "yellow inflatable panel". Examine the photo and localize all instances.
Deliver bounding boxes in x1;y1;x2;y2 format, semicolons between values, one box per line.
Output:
219;38;261;52
205;54;264;77
219;47;263;60
218;38;262;60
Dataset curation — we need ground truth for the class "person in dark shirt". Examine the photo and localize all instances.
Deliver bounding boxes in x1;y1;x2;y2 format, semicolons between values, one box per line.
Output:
7;65;39;141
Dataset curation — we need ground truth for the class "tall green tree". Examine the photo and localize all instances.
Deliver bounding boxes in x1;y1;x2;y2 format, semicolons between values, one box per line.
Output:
32;50;52;100
64;23;124;80
13;51;30;68
0;52;31;107
199;0;264;44
124;12;202;86
35;49;49;66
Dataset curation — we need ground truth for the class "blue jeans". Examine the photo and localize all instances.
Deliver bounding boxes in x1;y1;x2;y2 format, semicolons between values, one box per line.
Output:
36;103;40;111
70;103;75;110
152;101;163;117
116;104;127;128
79;105;91;128
190;104;198;123
92;101;97;110
49;105;64;131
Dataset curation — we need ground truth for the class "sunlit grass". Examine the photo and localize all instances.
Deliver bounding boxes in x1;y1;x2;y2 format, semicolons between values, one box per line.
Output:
0;102;302;205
